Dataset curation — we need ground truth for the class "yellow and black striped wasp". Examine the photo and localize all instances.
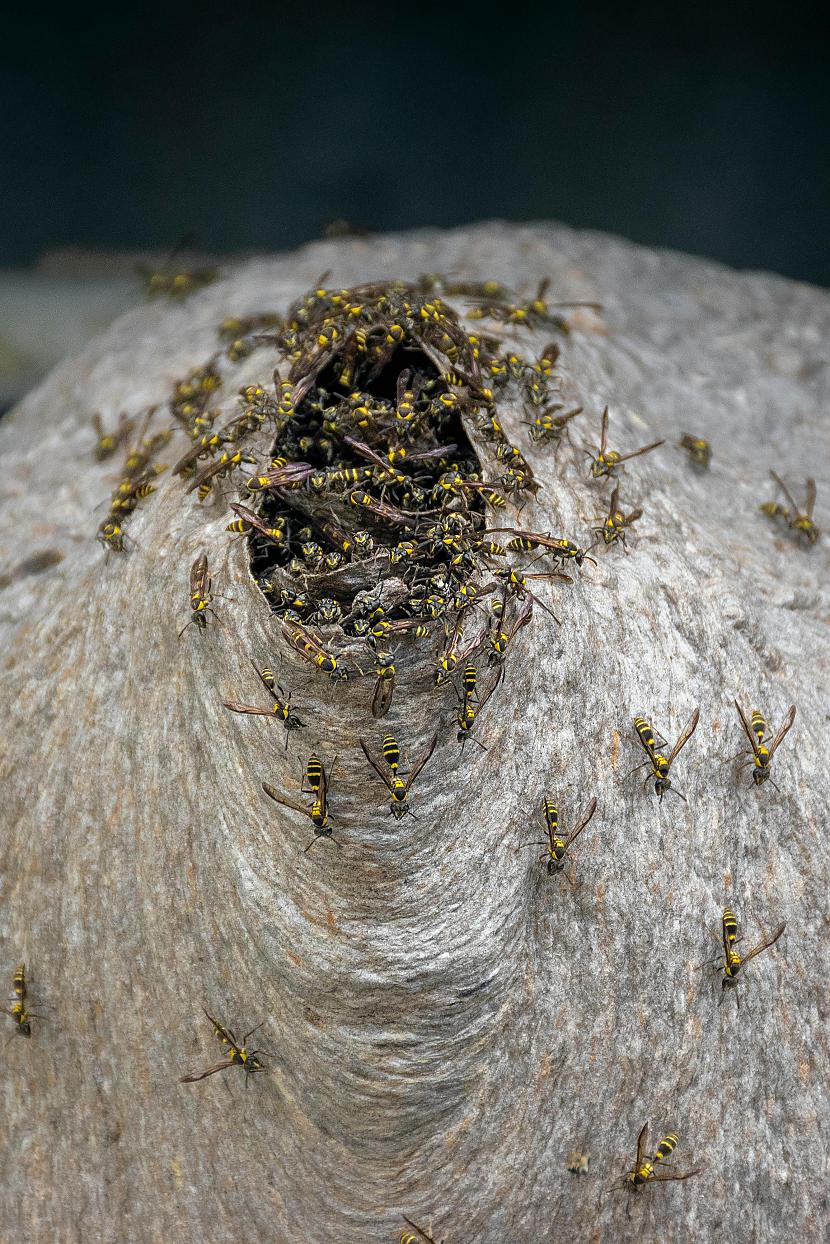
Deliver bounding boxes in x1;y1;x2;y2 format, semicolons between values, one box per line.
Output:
359;733;438;820
370;649;397;719
178;553;223;638
400;1216;444;1244
679;433;712;469
4;963;46;1040
526;403;584;447
91;411;130;461
179;1006;268;1085
282;620;348;681
610;1123;701;1209
223;660;305;749
225;502;285;546
455;664;504;751
491;528;597;569
731;700;796;791
262;754;341;851
185;449;257;499
487;596;533;667
137;235;219;300
433;615;487;687
517;796;598;881
629;709;700;802
586;407;664;479
761;472;820;545
709;908;786;1005
592;483;642;550
244;459;316;494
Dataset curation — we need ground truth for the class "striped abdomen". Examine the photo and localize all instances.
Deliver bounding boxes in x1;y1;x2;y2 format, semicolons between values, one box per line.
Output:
383;735;401;772
723;909;739;945
306;756;323;792
13;963;26;1000
654;1133;678;1163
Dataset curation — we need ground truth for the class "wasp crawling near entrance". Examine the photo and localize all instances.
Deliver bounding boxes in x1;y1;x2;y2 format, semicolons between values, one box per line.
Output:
455;664;504;750
178;553;224;638
610;1123;701;1206
731;700;796;791
282;620;348;681
761;472;820;545
400;1216;444;1244
261;754;340;851
592;482;642;550
630;709;700;802
517;796;598;881
711;908;786;1005
586;407;664;479
360;733;438;820
679;433;712;469
223;660;305;749
180;1006;268;1084
226;502;286;546
3;963;46;1039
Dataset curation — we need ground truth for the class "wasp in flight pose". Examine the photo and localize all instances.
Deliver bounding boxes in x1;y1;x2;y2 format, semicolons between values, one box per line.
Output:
517;796;598;881
223;660;305;749
586;406;664;479
360;734;438;820
630;709;700;802
4;963;46;1039
711;908;786;1005
262;754;340;851
610;1123;701;1209
178;553;223;638
592;482;642;550
180;1006;267;1084
761;472;820;545
731;700;796;791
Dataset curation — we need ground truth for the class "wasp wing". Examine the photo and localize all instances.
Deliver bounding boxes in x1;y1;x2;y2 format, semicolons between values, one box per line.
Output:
261;782;312;819
733;700;762;761
635;1122;649;1172
767;705;796;761
805;478;816;518
223;701;279;717
179;1060;234;1083
667;707;700;766
359;739;396;794
741;921;786;966
404;734;438;792
649;1167;702;1183
615;439;664;465
562;796;598;852
190;553;208;597
770;470;799;513
371;673;395;719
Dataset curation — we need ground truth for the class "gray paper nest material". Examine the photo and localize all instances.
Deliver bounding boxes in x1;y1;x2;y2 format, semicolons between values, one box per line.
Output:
0;221;828;1244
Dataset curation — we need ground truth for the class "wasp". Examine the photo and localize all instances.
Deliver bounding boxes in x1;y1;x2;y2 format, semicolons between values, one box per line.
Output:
3;963;46;1039
731;700;796;791
262;754;341;851
494;528;597;568
347;490;422;527
487;597;533;666
629;709;700;802
494;567;569;626
761;472;820;544
223;661;305;748
172;432;225;477
610;1123;701;1205
359;733;438;820
400;1217;443;1244
434;616;487;686
370;649;397;719
566;1150;591;1175
517;796;598;881
243;459;315;494
526;403;584;446
96;518;128;553
138;237;218;299
179;1006;268;1084
226;502;285;545
592;482;642;550
282;621;347;681
586;407;664;479
91;412;130;460
178;553;221;638
455;665;504;750
711;908;786;1004
186;449;257;498
679;433;712;469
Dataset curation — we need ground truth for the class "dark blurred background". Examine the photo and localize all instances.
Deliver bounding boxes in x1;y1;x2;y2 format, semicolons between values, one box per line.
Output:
0;2;828;406
2;1;828;279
